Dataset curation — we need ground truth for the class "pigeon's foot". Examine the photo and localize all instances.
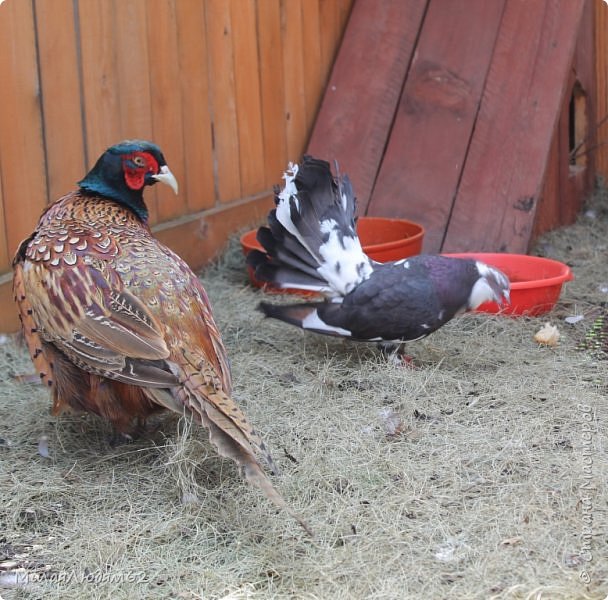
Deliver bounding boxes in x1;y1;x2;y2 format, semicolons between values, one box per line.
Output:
377;342;417;368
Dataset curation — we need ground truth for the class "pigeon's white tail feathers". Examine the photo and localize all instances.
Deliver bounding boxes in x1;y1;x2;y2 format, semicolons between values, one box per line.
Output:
271;156;373;296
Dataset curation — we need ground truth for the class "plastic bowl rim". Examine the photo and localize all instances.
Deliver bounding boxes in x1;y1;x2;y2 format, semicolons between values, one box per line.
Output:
442;252;574;290
241;217;426;254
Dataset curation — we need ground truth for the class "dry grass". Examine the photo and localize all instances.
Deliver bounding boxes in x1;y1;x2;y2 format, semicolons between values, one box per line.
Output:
1;189;608;600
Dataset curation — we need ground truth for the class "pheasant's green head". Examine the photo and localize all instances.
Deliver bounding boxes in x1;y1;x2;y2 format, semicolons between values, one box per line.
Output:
78;140;178;222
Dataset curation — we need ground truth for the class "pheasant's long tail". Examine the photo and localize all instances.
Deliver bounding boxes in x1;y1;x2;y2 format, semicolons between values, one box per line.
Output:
177;348;312;535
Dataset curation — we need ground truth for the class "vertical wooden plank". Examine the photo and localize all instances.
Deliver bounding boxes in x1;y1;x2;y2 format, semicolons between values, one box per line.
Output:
594;0;608;179
563;0;596;225
533;122;562;240
0;0;47;259
443;0;586;253
316;0;353;123
256;0;288;187
146;0;186;223
307;0;428;211
319;0;340;71
368;0;505;252
175;0;215;213
281;0;308;160
113;0;153;136
112;0;158;224
301;0;323;127
34;0;86;202
205;0;241;203
77;0;122;166
0;162;9;272
231;0;266;196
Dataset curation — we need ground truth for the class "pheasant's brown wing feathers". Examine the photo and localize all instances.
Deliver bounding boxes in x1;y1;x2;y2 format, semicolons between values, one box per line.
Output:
21;260;177;388
176;270;232;394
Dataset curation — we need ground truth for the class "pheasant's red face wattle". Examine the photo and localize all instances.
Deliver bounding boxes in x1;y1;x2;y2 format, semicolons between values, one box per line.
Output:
122;152;159;191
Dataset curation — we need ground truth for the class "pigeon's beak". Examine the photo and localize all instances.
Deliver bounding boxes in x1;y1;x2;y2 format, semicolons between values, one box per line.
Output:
152;165;179;195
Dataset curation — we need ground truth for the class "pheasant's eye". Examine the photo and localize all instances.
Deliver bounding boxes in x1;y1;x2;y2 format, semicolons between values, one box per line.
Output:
133;156;146;168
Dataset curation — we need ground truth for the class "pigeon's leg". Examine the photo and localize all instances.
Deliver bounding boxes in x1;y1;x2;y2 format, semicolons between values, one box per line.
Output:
377;342;416;367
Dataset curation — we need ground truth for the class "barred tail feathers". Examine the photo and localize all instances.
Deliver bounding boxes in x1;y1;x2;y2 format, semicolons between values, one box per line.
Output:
177;348;312;535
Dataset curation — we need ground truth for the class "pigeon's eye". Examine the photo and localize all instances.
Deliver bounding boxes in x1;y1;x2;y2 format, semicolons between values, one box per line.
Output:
132;156;147;168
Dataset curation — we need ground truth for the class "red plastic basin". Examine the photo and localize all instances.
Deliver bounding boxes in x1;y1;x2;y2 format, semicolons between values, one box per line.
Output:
444;252;574;316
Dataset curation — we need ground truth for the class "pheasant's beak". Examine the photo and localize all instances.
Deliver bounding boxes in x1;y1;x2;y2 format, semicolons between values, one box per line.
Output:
152;165;179;195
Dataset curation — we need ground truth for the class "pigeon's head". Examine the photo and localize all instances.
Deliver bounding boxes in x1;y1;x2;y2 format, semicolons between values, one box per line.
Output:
78;139;178;222
468;261;511;309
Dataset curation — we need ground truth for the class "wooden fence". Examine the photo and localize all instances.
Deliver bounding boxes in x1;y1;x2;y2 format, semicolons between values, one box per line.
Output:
0;0;352;331
596;0;608;179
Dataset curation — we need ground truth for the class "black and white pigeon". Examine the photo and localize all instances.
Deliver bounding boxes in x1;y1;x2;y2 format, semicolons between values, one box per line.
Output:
247;156;510;348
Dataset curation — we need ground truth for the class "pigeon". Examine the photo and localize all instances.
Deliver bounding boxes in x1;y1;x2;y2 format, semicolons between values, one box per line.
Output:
247;156;510;349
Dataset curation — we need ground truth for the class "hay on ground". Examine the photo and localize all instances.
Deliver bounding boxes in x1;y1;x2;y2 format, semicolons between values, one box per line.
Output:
1;189;607;599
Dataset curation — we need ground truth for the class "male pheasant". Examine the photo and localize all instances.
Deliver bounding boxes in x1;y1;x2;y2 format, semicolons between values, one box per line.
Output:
247;156;510;350
13;140;309;533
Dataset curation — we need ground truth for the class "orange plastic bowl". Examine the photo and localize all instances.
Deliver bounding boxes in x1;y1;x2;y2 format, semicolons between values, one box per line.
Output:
444;252;574;316
241;216;425;293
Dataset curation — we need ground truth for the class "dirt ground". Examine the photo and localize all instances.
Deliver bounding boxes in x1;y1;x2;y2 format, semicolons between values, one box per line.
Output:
1;188;607;600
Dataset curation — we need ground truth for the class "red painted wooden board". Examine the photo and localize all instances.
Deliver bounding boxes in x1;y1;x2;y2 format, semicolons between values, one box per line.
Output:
442;0;586;253
367;0;505;252
307;0;428;212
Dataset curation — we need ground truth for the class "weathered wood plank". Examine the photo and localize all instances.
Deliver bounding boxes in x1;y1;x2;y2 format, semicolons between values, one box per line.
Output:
146;0;186;223
368;0;505;252
561;0;596;227
77;0;122;166
175;0;215;213
308;0;428;212
533;121;562;239
282;0;308;161
595;0;608;179
256;0;288;187
301;0;323;126
0;164;7;272
205;0;241;203
231;0;266;196
112;0;158;223
442;0;585;253
569;0;596;186
0;0;47;261
34;0;86;203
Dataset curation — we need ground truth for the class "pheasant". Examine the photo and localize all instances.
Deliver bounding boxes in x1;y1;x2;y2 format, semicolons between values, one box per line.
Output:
13;140;309;533
247;156;510;351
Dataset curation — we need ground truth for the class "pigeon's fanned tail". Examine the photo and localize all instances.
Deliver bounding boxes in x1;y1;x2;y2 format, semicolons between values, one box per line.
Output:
247;250;330;292
250;157;374;297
